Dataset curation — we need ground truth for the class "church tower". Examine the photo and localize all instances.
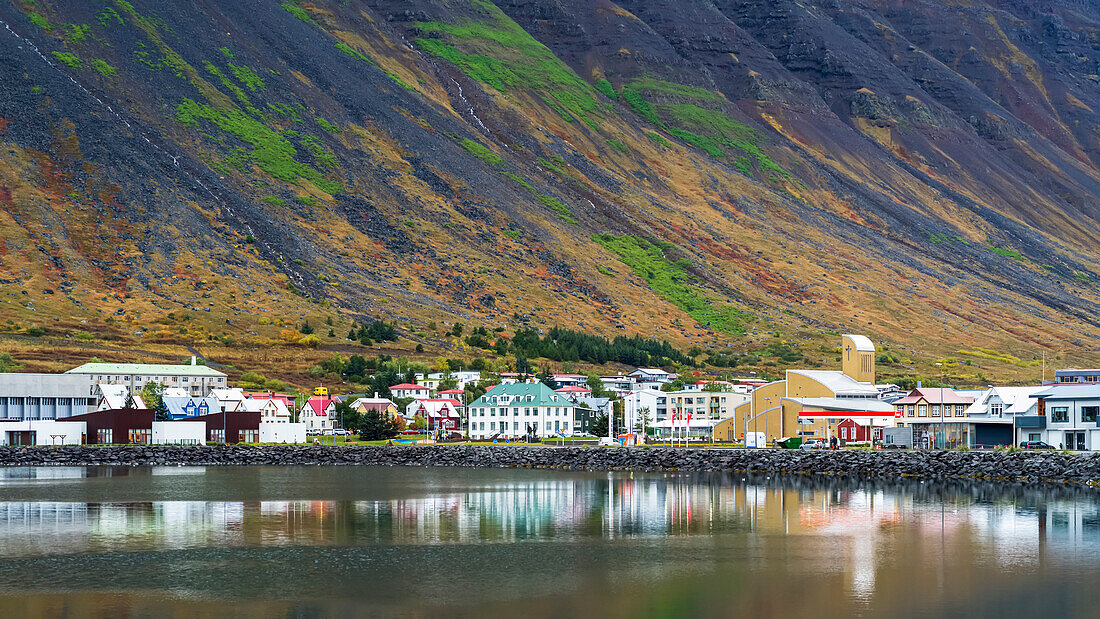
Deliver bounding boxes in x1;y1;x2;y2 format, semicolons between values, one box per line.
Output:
841;334;876;383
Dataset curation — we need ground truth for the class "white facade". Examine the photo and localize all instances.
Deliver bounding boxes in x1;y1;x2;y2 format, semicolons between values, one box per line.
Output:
260;421;306;443
67;361;227;397
0;420;85;445
210;388;247;412
151;421;206;445
467;384;575;440
622;389;667;430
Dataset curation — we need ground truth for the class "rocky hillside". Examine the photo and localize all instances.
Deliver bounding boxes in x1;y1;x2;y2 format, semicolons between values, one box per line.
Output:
1;0;1098;374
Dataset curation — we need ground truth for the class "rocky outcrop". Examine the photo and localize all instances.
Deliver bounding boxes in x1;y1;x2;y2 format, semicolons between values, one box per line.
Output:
3;445;1100;486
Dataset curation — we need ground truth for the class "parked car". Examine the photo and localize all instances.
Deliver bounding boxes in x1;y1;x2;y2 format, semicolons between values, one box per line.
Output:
332;429;350;436
400;429;422;435
1020;440;1055;449
800;438;827;450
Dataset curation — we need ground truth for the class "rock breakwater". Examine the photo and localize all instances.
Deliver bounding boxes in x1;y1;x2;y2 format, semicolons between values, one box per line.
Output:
2;445;1100;485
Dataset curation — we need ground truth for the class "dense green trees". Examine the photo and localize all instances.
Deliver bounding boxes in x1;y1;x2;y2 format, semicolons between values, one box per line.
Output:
465;326;692;367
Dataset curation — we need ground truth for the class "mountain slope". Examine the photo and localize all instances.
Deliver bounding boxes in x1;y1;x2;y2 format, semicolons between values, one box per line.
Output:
0;0;1098;378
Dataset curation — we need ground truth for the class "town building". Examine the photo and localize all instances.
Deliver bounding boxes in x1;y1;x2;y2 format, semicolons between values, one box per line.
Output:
406;398;462;430
94;384;145;411
892;388;975;448
209;388;247;412
67;408;154;445
349;396;400;420
628;368;674;384
1054;369;1100;384
189;410;262;444
467;383;575;440
66;360;227;397
621;389;667;435
414;371;482;390
390;383;431;400
151;421;205;445
725;335;886;444
162;396;219;419
300;396;336;433
0;373;96;421
240;397;293;423
552;374;588;389
0;420;86;445
555;385;592;399
600;375;636;396
1019;384;1100;450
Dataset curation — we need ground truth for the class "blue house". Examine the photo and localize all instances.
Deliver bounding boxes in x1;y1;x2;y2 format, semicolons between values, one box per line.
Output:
163;396;219;420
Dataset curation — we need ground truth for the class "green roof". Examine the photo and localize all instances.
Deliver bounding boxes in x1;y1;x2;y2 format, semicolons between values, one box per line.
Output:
66;362;226;377
470;382;572;407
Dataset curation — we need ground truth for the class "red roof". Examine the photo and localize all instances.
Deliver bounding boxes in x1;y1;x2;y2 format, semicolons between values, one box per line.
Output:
556;386;591;392
305;397;335;416
415;398;463;407
390;383;426;390
892;388;974;406
437;389;464;394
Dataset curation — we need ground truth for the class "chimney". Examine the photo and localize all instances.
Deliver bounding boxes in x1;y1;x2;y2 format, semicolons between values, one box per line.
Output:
191;356;197;366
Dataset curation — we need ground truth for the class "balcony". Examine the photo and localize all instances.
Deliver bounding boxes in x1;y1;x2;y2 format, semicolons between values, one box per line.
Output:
1014;416;1047;429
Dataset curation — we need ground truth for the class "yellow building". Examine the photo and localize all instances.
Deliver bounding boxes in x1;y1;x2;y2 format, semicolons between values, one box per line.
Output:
715;335;888;443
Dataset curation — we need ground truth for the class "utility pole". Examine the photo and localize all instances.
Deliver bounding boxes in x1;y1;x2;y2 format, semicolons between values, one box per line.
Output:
935;362;944;450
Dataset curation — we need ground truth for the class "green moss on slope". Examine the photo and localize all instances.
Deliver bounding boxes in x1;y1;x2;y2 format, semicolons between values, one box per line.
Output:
175;98;341;194
593;234;749;335
414;2;601;125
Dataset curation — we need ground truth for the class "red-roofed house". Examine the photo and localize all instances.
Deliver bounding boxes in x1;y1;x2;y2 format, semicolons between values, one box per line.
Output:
300;396;336;433
555;385;592;400
405;398;463;430
391;383;430;399
437;388;465;400
892;388;974;419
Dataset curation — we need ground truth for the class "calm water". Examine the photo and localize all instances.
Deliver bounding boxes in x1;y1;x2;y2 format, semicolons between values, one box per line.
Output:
0;466;1097;617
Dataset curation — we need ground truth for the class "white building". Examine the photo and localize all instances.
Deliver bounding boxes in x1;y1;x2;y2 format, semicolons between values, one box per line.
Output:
210;388;247;412
0;420;86;445
467;383;575;440
242;397;293;423
67;360;227;397
406;398;463;430
260;421;306;443
94;384;145;411
300;397;336;433
151;421;205;445
390;383;431;400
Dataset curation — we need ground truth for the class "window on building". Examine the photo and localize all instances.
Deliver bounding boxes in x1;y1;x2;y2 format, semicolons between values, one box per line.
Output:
932;405;941;417
129;429;151;444
1083;407;1099;423
210;429;225;443
545;422;551;430
918;405;927;417
907;405;915;417
97;428;113;444
239;430;259;443
956;405;966;416
1052;407;1069;422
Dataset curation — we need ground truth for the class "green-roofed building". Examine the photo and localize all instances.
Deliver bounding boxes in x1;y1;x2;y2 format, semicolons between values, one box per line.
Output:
66;359;227;398
467;382;576;440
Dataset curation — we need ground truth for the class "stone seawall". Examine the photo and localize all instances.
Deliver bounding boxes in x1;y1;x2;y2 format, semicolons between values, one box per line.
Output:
2;445;1100;485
